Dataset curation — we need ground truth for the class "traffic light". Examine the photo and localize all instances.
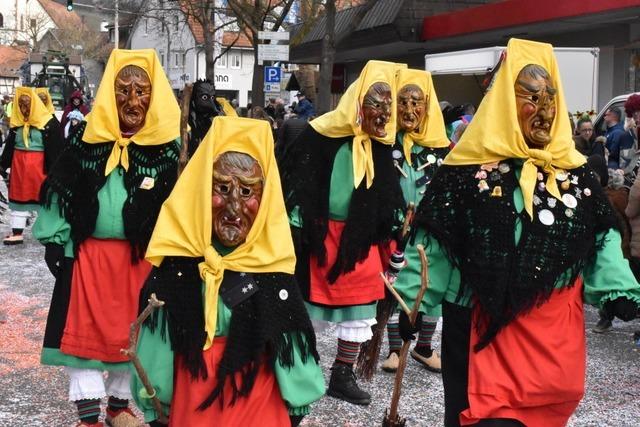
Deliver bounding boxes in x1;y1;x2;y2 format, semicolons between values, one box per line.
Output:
66;0;73;11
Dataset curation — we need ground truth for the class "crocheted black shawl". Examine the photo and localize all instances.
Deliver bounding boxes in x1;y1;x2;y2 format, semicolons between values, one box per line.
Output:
40;121;180;261
0;117;63;173
413;160;618;350
281;125;404;288
141;256;320;409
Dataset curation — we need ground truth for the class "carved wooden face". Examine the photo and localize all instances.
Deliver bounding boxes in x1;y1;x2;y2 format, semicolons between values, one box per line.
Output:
38;92;49;107
18;95;31;120
361;82;392;138
212;152;264;247
114;65;152;134
514;65;557;148
397;84;426;132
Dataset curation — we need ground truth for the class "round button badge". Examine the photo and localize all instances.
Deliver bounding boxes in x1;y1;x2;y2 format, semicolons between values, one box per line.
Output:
562;193;578;209
279;289;289;301
538;209;555;226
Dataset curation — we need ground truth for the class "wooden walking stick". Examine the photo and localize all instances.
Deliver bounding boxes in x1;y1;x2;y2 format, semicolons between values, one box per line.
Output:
382;244;430;427
177;83;193;177
121;293;168;425
357;203;415;380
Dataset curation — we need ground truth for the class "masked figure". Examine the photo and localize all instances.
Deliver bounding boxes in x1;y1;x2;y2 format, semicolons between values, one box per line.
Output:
380;69;451;374
412;38;640;427
0;87;62;245
187;79;224;158
281;60;406;406
61;89;90;133
133;117;324;427
33;49;181;427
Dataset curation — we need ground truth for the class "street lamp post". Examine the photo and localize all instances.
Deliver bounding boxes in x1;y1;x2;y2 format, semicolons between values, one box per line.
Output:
114;0;119;48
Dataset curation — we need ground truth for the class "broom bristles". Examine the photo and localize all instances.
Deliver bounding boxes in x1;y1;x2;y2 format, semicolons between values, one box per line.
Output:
356;295;397;380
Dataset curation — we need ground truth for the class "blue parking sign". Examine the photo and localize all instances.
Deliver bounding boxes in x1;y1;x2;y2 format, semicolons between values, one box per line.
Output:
264;67;282;83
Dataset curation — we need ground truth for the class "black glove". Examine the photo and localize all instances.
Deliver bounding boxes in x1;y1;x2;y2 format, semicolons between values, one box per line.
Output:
290;415;304;427
399;310;422;342
603;297;639;322
44;243;65;278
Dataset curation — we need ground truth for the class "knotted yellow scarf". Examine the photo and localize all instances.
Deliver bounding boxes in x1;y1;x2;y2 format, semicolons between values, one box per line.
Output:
396;69;450;164
311;60;406;188
83;49;181;176
444;38;585;218
35;87;55;115
146;116;296;349
9;87;51;148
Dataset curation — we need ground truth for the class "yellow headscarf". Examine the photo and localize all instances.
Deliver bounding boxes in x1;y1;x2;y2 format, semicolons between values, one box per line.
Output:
83;49;181;176
310;60;407;188
9;87;52;148
146;116;296;349
35;87;55;115
444;38;585;219
216;97;238;117
396;69;450;164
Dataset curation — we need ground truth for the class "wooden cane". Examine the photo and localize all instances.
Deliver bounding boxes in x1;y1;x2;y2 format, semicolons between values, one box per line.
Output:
177;83;193;177
384;244;430;426
121;293;168;425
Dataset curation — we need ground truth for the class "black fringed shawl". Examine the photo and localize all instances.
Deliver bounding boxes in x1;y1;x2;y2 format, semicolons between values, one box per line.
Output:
281;125;404;287
0;117;63;173
40;122;180;261
141;256;320;410
413;160;618;350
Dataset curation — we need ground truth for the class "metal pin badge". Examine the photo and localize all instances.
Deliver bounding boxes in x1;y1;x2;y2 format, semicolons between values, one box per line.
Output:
279;289;289;301
392;150;403;160
562;193;578;209
561;180;571;191
584;188;592;197
491;186;502;197
498;163;510;174
547;197;557;208
478;179;490;192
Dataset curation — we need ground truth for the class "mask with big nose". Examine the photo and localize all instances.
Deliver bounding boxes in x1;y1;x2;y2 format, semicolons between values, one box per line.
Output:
397;84;426;133
114;65;152;134
514;64;557;149
212;152;264;247
361;82;392;138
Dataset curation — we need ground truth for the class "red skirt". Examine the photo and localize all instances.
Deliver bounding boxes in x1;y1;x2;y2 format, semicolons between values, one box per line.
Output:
60;238;152;362
309;220;385;306
460;280;585;426
8;149;46;204
170;337;290;427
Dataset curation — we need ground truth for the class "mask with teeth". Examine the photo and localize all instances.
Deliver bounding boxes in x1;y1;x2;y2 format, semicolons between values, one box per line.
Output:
212;151;264;247
514;64;556;148
115;65;152;134
361;82;392;138
397;84;426;133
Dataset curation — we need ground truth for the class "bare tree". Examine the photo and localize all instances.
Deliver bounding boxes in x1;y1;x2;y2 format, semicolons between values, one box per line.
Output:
15;9;54;52
226;0;297;107
315;0;379;112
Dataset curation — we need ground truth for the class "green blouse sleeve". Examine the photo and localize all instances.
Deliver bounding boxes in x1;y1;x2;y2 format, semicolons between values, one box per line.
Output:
583;229;640;308
33;194;74;257
274;334;325;415
131;309;174;423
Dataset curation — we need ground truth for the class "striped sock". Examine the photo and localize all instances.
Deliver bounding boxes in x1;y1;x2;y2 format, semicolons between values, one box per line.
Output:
107;396;129;412
76;399;100;424
416;318;437;350
334;338;360;366
387;322;402;354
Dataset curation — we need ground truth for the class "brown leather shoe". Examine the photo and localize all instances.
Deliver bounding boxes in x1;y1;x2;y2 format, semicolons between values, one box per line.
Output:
3;234;23;245
410;349;442;373
381;352;399;372
105;408;144;427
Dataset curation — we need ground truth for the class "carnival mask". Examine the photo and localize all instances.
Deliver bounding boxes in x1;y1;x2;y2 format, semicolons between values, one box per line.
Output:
397;84;426;132
38;92;49;107
361;82;392;138
192;80;218;115
115;65;152;134
514;64;556;148
212;152;264;247
18;95;31;120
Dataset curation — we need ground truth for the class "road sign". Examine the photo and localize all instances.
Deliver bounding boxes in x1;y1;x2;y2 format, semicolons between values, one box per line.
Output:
264;67;282;83
264;83;281;93
258;44;289;62
258;31;290;41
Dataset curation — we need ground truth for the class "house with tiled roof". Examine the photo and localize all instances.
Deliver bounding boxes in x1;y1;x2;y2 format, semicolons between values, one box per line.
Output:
0;45;27;94
0;0;82;48
129;0;255;107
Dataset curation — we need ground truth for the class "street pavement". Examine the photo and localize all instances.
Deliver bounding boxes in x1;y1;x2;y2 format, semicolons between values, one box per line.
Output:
1;211;639;426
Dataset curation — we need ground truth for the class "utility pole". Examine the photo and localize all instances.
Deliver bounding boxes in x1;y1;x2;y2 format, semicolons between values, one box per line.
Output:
114;0;119;48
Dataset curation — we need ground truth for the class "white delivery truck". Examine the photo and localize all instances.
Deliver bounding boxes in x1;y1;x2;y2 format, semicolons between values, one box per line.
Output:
425;46;599;115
